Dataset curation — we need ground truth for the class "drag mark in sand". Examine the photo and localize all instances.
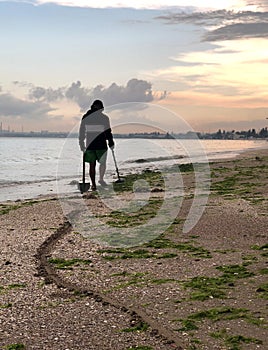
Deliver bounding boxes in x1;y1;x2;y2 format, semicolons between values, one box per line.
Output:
35;220;184;349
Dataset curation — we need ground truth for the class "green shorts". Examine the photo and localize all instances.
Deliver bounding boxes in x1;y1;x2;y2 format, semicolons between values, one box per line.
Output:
84;149;107;164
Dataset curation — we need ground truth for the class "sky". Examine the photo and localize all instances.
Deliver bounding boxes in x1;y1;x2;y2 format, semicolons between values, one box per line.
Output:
0;0;268;133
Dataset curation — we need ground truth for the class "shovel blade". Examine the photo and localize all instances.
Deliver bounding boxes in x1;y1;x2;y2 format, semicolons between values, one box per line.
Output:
78;182;90;193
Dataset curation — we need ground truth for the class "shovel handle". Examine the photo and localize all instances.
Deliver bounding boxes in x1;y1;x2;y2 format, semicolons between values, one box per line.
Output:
82;151;86;185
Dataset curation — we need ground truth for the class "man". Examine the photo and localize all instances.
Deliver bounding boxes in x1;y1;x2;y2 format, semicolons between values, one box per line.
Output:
79;100;114;190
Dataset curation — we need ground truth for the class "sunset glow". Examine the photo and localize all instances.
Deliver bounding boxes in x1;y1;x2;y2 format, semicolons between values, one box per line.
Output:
0;0;268;132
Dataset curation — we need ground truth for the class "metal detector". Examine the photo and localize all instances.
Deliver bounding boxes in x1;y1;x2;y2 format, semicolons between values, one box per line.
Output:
111;148;124;183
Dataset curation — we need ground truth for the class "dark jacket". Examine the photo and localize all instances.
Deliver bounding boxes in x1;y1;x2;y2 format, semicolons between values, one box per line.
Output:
79;108;114;151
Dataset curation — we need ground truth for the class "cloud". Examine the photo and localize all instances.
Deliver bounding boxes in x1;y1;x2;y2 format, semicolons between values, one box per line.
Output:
5;0;256;12
0;79;166;129
29;86;65;102
144;34;268;102
245;0;268;11
89;79;154;107
19;0;232;10
28;81;90;110
204;22;268;41
64;79;159;111
0;92;56;120
27;79;166;111
157;9;268;25
65;81;91;111
156;9;268;41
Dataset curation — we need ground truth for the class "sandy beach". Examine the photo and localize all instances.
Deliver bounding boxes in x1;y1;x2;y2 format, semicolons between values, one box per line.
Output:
0;148;267;350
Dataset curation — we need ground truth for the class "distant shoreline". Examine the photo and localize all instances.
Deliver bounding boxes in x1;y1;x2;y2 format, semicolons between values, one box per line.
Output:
0;131;267;140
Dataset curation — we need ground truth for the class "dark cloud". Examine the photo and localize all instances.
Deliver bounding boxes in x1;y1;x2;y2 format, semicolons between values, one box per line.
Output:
29;81;90;110
204;22;268;41
157;9;268;26
29;86;64;102
64;81;108;111
27;79;166;112
64;81;91;111
89;79;154;108
156;9;268;41
0;92;56;120
246;0;268;10
1;79;166;122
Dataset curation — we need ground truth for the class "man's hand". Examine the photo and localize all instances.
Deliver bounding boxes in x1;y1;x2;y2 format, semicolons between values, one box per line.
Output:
109;141;115;150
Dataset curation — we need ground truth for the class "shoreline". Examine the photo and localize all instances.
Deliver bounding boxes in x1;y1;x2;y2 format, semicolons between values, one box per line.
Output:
0;148;267;349
1;143;267;205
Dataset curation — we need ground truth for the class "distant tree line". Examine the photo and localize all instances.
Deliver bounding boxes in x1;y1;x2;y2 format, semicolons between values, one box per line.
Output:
198;127;268;139
0;127;267;140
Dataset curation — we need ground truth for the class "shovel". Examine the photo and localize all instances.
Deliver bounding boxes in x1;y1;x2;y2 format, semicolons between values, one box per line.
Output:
78;152;90;193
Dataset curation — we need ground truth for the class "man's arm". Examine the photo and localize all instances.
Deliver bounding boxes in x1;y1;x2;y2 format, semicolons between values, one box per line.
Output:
104;117;114;148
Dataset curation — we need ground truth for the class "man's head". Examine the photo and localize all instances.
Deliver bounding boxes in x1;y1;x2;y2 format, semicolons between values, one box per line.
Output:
91;100;104;111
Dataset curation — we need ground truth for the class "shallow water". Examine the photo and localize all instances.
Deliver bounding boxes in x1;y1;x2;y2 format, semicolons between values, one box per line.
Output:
0;137;266;202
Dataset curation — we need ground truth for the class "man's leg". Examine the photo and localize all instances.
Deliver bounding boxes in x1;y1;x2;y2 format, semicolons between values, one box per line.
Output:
89;161;97;190
97;150;108;186
99;162;106;183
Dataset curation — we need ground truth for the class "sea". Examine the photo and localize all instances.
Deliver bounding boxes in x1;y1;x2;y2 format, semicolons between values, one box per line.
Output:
0;137;267;202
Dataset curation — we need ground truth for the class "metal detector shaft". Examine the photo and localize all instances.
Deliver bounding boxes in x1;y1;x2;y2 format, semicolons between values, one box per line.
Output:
111;148;122;182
